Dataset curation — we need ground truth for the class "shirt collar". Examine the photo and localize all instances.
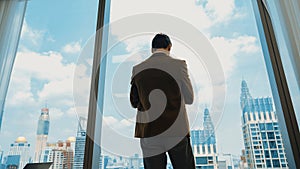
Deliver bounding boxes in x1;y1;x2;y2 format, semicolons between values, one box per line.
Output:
152;49;170;56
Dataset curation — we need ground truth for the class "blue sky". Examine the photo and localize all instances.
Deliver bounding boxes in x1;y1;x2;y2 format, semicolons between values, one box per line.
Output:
0;0;282;159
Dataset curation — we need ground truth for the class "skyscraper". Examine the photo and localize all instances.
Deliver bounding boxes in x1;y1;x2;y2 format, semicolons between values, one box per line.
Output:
4;155;20;169
42;140;74;169
128;154;142;169
100;155;110;169
7;137;31;169
73;117;87;169
34;107;50;162
0;147;3;165
240;80;288;169
191;108;218;169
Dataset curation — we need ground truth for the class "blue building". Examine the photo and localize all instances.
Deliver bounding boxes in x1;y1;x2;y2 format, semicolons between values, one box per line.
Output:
191;108;218;169
240;80;288;169
34;107;50;162
7;137;31;169
4;155;20;169
0;149;3;165
73;117;87;169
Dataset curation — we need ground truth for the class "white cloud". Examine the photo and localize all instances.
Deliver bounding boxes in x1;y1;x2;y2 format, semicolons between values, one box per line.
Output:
123;36;151;53
66;106;89;119
204;0;235;23
47;36;56;43
6;47;92;116
49;108;64;120
103;116;135;130
37;77;74;107
103;116;118;126
86;58;93;66
120;119;132;127
109;0;241;38
210;35;260;77
62;41;82;54
14;50;75;81
112;53;145;64
6;71;35;106
20;20;45;46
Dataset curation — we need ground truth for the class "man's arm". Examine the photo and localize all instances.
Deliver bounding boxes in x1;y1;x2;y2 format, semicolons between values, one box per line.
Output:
181;60;194;104
130;68;139;108
130;79;140;108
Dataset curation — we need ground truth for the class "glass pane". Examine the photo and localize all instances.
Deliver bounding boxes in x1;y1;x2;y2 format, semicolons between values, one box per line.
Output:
97;0;293;169
0;0;99;168
0;0;27;131
264;0;300;129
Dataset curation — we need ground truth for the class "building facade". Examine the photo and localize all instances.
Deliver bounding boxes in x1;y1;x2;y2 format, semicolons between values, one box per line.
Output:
73;117;87;169
34;107;50;162
0;148;3;165
7;137;31;169
240;80;288;169
128;154;142;169
191;108;218;169
3;155;20;169
42;140;74;169
218;154;242;169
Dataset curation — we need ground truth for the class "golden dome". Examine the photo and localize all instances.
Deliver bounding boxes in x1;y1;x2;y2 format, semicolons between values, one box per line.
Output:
67;137;76;142
16;136;27;143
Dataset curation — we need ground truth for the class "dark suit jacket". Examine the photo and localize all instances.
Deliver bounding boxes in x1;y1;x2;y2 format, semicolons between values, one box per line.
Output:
130;52;194;138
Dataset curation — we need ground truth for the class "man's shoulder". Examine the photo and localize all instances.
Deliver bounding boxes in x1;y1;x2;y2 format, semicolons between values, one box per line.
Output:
132;60;146;71
132;55;186;75
163;57;187;68
135;55;185;65
171;57;186;64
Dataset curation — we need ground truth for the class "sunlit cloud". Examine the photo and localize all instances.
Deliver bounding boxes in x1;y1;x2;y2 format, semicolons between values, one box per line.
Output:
20;20;45;47
62;41;82;54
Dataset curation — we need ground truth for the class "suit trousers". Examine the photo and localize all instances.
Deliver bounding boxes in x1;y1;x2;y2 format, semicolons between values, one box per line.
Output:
140;136;195;169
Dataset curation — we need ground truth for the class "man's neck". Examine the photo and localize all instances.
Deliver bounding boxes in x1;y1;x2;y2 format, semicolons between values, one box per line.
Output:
153;49;170;56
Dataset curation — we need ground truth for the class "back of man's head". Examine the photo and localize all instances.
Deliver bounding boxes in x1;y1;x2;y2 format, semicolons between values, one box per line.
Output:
152;33;172;49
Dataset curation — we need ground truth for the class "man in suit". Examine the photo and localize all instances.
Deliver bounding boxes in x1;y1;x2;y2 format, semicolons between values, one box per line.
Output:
130;33;195;169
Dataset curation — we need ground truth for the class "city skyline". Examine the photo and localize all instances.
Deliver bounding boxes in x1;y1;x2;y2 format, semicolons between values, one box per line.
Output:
0;78;282;169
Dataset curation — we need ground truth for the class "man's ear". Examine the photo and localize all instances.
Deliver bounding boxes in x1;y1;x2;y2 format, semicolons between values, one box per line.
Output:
167;45;172;51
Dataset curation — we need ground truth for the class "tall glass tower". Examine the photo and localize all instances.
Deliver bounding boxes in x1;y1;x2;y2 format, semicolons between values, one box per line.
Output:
73;117;87;169
34;107;50;162
191;108;218;169
240;80;288;169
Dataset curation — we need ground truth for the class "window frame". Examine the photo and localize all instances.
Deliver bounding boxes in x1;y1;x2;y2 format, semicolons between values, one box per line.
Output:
83;0;111;168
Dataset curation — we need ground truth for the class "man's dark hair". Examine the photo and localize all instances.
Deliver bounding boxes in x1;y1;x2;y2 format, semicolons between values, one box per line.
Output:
152;33;172;49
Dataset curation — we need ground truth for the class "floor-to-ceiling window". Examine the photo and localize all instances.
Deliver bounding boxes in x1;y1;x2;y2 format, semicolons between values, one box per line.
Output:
263;0;300;134
253;0;300;168
0;1;99;169
86;0;299;169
